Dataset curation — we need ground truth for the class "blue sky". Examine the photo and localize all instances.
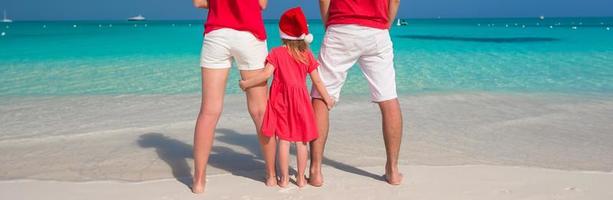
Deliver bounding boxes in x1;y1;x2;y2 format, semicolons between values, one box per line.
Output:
2;0;612;20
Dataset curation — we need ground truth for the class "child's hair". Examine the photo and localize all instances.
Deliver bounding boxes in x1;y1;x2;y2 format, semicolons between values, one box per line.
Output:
282;39;308;64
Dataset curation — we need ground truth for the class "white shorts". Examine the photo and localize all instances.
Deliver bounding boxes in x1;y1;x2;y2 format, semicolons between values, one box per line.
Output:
200;28;268;70
311;25;397;102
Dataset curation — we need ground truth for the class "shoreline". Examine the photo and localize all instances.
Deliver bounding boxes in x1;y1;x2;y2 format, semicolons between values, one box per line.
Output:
1;92;612;183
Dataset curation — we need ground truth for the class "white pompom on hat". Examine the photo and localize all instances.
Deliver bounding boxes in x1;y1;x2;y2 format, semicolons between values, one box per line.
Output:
279;7;313;43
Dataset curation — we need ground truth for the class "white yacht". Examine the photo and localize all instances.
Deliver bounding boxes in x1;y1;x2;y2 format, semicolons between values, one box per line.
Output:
395;19;408;26
128;14;146;21
2;10;13;23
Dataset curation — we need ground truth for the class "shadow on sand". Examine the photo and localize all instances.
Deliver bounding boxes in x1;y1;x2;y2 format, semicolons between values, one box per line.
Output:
137;128;384;189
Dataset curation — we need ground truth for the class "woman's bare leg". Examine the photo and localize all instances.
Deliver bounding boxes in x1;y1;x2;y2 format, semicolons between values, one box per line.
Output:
277;140;290;188
240;69;277;186
295;142;308;187
192;68;230;194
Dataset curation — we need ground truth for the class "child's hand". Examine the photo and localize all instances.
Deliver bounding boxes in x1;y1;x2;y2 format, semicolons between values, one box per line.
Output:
324;97;335;110
239;80;248;91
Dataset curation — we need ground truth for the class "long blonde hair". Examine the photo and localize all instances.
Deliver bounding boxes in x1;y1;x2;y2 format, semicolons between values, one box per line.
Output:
282;39;308;64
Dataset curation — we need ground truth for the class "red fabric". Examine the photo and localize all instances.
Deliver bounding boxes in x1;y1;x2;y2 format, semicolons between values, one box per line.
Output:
326;0;390;29
279;7;309;37
261;47;319;142
204;0;267;40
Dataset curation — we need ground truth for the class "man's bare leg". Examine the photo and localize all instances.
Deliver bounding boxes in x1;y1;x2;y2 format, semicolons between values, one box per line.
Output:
240;69;277;186
192;68;229;193
378;98;403;185
308;98;329;187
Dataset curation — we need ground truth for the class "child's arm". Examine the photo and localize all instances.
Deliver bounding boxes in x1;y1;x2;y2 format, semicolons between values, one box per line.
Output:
193;0;208;9
310;69;335;110
239;63;275;91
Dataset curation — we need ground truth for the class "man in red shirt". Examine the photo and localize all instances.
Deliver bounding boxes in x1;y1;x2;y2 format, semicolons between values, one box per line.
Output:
310;0;404;186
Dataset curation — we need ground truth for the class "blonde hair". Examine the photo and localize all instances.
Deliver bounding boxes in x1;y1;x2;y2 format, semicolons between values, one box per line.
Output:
282;39;308;64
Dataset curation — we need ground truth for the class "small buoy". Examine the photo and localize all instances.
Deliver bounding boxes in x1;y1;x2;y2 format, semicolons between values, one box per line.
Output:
505;24;509;27
1;32;5;36
571;26;578;30
514;23;518;26
98;24;102;28
607;27;611;31
549;26;553;29
73;24;77;28
477;24;481;26
522;25;526;28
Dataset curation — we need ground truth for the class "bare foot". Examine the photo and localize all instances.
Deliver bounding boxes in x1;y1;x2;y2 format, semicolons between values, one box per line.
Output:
308;170;323;187
191;179;205;194
278;176;290;188
296;175;307;188
385;163;403;185
265;175;277;187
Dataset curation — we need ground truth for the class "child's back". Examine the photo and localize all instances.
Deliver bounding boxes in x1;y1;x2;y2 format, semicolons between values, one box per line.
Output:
261;46;319;142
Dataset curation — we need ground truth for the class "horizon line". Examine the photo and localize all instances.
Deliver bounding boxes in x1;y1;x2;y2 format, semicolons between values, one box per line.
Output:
5;16;613;22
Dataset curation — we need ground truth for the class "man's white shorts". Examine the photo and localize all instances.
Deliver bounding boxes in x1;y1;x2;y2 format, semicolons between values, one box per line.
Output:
200;28;268;70
311;24;397;102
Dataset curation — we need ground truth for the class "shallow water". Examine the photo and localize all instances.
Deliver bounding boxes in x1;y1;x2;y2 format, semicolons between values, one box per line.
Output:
1;18;612;96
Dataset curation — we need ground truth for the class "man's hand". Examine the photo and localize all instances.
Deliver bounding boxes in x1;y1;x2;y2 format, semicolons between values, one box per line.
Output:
387;0;401;28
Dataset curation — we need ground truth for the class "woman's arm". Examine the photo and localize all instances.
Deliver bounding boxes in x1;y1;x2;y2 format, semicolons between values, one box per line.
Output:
387;0;401;27
319;0;331;25
310;69;335;109
193;0;209;9
259;0;268;10
239;63;274;91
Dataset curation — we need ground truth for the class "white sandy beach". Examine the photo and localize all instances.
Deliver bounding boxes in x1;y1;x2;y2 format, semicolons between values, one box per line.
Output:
1;93;612;199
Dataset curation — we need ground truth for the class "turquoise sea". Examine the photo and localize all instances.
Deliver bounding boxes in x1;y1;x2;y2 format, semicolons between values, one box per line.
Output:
1;18;612;97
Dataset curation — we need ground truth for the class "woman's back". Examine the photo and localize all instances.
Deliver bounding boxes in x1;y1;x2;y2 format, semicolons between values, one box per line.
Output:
204;0;267;40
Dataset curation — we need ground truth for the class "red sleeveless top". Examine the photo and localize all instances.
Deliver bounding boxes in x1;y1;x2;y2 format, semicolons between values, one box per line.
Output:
204;0;267;40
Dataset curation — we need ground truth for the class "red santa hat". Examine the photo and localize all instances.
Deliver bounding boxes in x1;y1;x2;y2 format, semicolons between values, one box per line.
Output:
279;7;313;43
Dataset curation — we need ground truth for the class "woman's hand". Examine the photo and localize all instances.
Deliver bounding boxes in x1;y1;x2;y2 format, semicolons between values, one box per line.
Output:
193;0;208;9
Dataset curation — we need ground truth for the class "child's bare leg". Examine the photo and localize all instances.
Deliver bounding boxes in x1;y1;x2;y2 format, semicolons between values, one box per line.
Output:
278;140;290;188
295;142;308;187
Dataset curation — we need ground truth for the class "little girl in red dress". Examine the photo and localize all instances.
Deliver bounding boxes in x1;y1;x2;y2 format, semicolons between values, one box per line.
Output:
239;7;335;188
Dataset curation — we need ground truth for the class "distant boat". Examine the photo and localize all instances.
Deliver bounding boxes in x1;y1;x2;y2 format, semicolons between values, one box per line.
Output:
128;14;146;21
2;10;13;23
395;19;408;26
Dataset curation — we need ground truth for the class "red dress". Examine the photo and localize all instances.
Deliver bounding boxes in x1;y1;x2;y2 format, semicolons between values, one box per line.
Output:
261;47;319;142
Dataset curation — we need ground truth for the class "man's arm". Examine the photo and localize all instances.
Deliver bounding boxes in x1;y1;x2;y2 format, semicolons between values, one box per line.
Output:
193;0;208;9
387;0;400;28
259;0;268;10
319;0;331;25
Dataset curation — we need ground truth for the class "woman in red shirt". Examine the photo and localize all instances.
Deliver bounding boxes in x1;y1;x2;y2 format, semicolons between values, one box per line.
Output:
191;0;276;194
